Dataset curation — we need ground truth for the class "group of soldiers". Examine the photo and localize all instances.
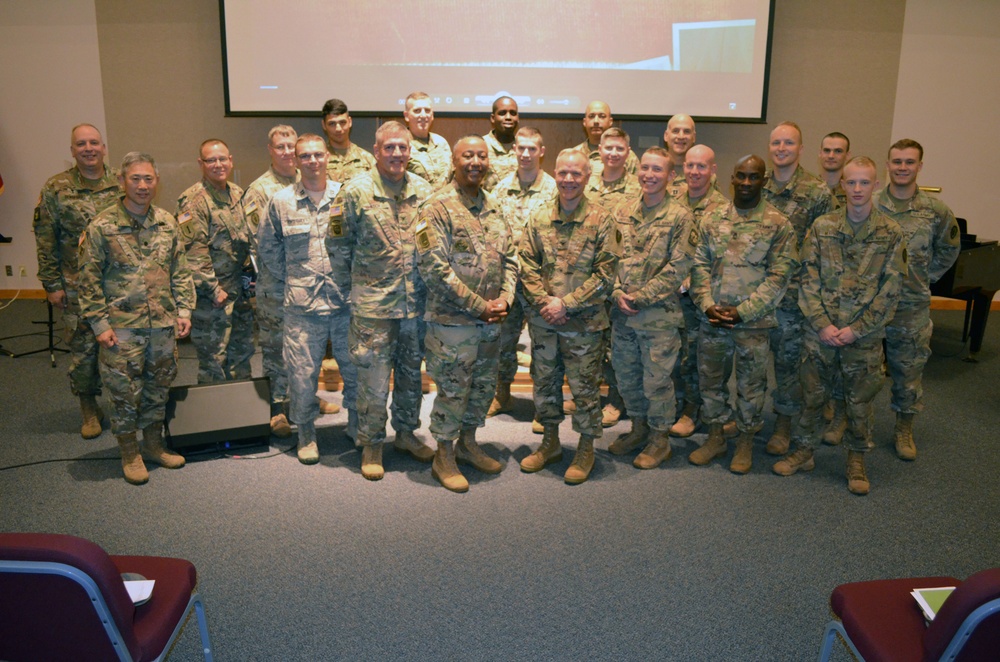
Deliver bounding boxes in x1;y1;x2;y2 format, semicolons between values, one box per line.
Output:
34;93;959;494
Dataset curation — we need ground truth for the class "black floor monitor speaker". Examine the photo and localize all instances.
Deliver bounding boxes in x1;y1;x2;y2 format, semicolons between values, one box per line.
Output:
165;378;271;455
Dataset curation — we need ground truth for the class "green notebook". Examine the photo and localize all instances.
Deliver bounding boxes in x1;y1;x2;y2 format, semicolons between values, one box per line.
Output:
911;586;956;622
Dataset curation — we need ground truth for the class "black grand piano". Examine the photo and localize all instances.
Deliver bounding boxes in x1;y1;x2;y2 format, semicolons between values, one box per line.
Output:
930;217;1000;360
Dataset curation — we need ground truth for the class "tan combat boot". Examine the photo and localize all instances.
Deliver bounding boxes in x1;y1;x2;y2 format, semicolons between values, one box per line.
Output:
772;447;815;476
823;399;835;422
270;413;292;438
688;424;727;466
141;424;185;469
318;398;341;415
601;403;622;427
669;402;699;438
361;443;384;480
894;413;916;461
79;394;103;439
432;440;469;493
765;414;792;455
297;423;319;465
117;433;148;485
531;419;544;434
393;429;435;462
846;450;870;495
730;431;754;474
520;426;562;472
634;430;672;469
608;416;649;456
564;435;596;484
723;420;739;438
822;400;847;446
456;428;502;474
486;382;514;417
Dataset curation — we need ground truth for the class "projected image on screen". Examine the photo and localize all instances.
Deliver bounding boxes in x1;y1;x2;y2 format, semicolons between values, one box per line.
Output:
222;0;772;119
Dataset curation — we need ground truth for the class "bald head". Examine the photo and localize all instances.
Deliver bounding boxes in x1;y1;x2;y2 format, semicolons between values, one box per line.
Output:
583;101;613;145
732;154;767;208
683;145;716;198
664;114;696;161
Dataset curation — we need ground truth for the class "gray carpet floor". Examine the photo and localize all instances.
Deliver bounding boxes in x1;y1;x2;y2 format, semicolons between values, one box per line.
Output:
1;299;998;661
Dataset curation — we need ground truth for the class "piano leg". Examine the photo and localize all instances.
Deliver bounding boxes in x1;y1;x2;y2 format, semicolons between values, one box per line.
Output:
965;289;997;361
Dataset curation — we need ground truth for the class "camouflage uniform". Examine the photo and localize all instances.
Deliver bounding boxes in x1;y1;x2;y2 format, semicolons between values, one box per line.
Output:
176;179;253;384
610;195;695;432
690;199;797;433
415;182;518;443
795;207;905;451
668;172;720;201
406;133;452;190
829;181;847;207
521;197;621;437
77;200;195;435
325;142;376;185
493;170;558;385
481;130;519;193
330;170;433;446
762;165;835;417
257;180;358;427
242;167;297;408
875;188;960;414
33;165;121;396
573;140;639;180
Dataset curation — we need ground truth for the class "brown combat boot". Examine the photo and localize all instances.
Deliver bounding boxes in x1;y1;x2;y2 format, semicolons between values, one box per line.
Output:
894;413;916;461
688;424;727;466
608;416;649;456
361;443;384;480
297;423;319;465
393;429;435;462
729;431;754;474
141;424;185;469
531;419;544;434
669;402;699;438
634;430;672;469
117;433;148;485
772;447;815;476
318;398;340;415
79;394;103;439
823;400;847;446
765;414;792;455
432;440;469;493
456;428;502;474
520;426;562;472
847;450;870;495
564;435;596;484
270;413;292;438
486;381;514;417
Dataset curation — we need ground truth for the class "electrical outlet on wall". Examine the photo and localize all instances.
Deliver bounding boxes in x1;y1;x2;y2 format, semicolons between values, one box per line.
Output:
4;265;11;277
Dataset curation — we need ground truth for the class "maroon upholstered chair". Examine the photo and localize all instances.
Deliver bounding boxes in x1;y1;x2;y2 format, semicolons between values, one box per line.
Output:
818;568;1000;661
0;532;213;661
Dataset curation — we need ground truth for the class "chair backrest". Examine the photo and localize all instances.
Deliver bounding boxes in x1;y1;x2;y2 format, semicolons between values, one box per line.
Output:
924;567;1000;661
0;532;140;661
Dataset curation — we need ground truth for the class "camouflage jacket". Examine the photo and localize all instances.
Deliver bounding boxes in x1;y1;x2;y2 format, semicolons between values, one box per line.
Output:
176;179;248;302
874;188;960;312
406;132;452;190
325;142;376;185
521;197;621;333
494;170;558;247
611;195;696;330
584;172;641;214
77;200;194;337
33;165;121;299
329;170;432;319
258;180;346;315
242;167;297;293
799;207;906;341
669;172;721;201
481;130;519;193
573;140;639;180
691;198;798;329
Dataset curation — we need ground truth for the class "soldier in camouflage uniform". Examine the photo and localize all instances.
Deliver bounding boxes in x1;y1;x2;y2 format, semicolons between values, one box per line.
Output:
664;114;699;197
487;127;558;418
77;152;195;485
257;134;359;465
416;135;518;492
876;139;960;460
33;124;121;439
773;157;906;496
403;92;452;189
329;121;436;481
481;96;520;192
519;149;621;485
761;122;836;456
605;147;695;470
688;155;797;474
321;98;376;185
573;101;639;180
819;132;851;206
176;139;253;384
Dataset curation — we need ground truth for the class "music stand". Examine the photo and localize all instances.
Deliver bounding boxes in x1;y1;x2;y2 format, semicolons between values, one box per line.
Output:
0;300;69;367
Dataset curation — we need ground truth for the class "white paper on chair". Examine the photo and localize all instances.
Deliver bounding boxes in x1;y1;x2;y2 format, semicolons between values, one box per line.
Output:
124;579;155;605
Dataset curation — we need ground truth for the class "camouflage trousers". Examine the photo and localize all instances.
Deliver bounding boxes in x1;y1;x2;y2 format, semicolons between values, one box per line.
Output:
255;277;287;406
698;322;768;434
885;306;932;414
769;302;806;416
191;292;254;384
349;315;425;446
530;323;603;437
97;327;177;435
496;292;526;385
794;331;885;452
612;317;681;433
62;306;102;396
284;309;358;427
425;322;501;444
602;300;618;394
674;293;703;408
